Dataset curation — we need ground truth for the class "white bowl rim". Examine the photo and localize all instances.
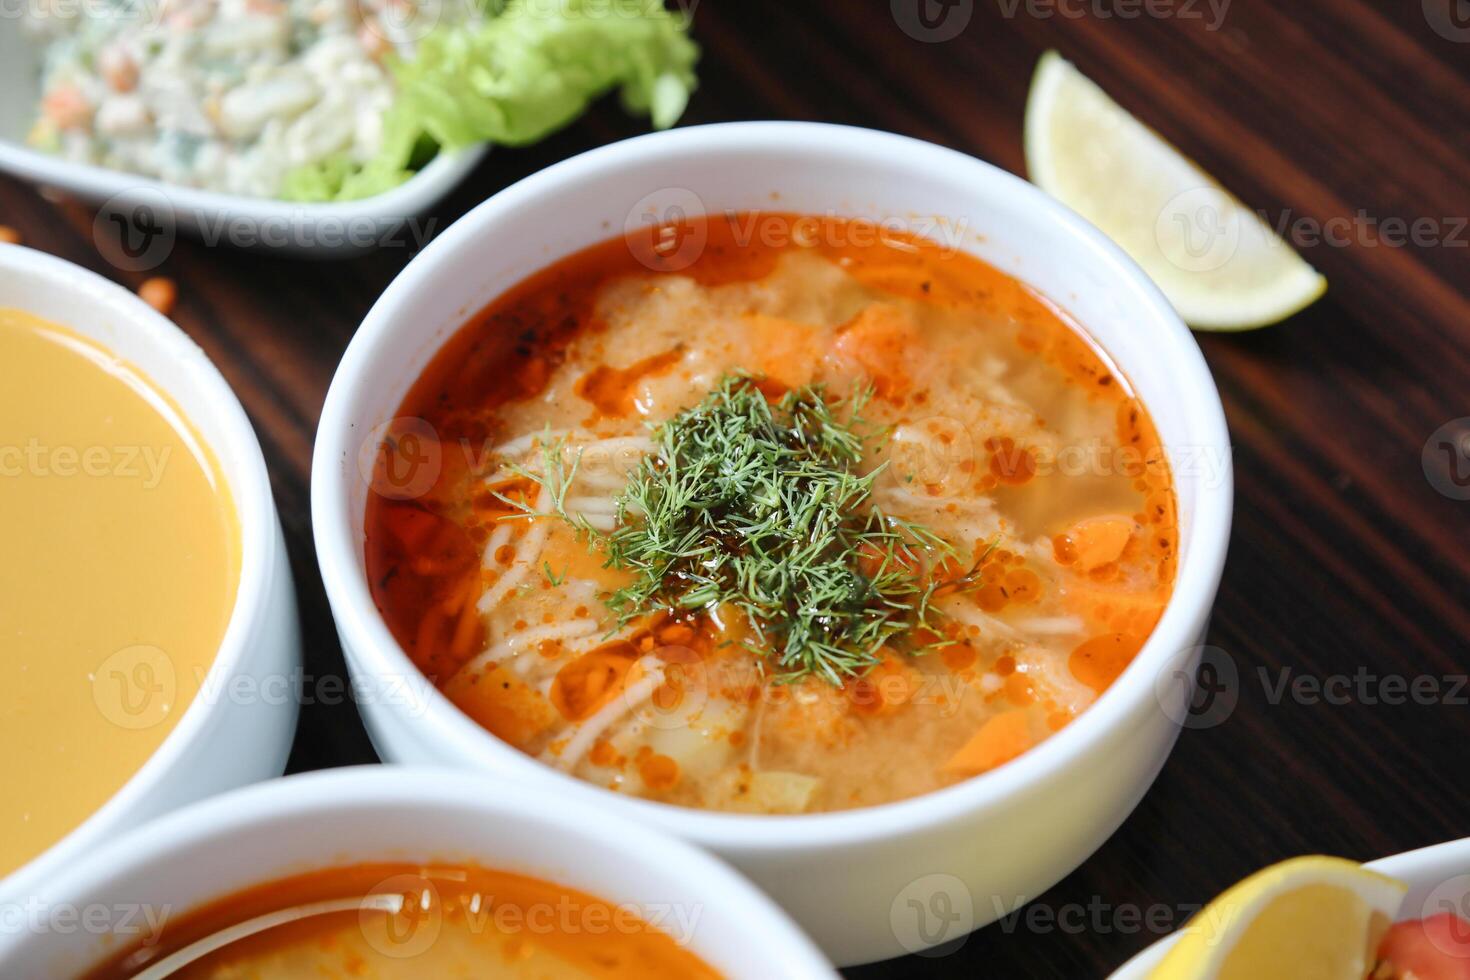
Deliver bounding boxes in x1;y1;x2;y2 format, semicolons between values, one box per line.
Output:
10;765;837;977
0;137;487;222
0;243;282;886
312;120;1234;853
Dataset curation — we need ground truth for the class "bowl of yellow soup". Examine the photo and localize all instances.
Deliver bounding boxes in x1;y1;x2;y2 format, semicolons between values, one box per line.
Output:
0;767;836;978
312;122;1233;964
0;244;300;902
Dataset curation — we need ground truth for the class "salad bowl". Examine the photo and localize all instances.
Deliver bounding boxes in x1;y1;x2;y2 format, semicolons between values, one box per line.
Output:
0;14;482;257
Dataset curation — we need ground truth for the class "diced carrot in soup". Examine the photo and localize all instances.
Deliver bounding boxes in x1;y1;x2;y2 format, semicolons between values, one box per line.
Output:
827;303;919;399
1064;580;1169;636
944;710;1036;776
1055;515;1135;571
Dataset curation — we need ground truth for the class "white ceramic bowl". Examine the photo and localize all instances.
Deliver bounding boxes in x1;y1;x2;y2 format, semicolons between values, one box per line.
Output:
1109;838;1470;977
0;767;837;977
311;121;1234;965
0;22;485;256
0;244;301;901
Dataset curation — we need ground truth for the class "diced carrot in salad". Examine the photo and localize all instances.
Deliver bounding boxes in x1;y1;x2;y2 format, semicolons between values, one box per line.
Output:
40;85;92;130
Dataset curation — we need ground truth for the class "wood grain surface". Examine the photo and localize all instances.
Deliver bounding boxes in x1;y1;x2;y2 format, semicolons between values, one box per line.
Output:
3;1;1467;975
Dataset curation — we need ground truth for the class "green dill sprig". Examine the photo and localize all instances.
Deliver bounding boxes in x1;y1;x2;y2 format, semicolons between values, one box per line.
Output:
502;375;981;684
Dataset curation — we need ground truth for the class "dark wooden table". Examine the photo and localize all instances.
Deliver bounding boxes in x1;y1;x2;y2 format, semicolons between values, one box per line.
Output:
5;0;1467;975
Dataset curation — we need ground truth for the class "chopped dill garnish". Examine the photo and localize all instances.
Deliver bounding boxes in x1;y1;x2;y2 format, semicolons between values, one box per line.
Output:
508;375;984;684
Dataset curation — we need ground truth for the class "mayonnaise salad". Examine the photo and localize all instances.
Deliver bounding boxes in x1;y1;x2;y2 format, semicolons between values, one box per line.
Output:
23;0;455;197
19;0;700;202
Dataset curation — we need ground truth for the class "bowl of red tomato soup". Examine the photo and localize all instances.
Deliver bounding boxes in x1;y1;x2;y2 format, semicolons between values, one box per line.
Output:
311;122;1233;964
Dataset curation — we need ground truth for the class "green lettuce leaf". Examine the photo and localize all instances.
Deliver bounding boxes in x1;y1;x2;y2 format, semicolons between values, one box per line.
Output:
281;0;698;202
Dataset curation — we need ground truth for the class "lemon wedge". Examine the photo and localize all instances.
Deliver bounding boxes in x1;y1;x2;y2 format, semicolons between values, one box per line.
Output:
1148;856;1407;980
1025;51;1327;330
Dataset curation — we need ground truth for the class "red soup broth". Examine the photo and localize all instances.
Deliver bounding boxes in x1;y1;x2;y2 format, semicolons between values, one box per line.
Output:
365;213;1178;813
85;863;719;979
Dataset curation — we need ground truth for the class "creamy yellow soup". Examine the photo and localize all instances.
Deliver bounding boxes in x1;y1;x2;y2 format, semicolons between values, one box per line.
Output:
0;308;239;876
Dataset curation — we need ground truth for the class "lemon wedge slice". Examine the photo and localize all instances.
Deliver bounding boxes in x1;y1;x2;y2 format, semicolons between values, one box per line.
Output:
1025;51;1327;330
1149;856;1407;980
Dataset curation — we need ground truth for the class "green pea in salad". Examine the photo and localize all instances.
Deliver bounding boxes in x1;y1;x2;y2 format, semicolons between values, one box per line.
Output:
21;0;698;199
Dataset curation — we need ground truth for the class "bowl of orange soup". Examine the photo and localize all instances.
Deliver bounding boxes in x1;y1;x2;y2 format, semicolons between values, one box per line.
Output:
312;122;1233;964
0;244;299;901
0;767;836;978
